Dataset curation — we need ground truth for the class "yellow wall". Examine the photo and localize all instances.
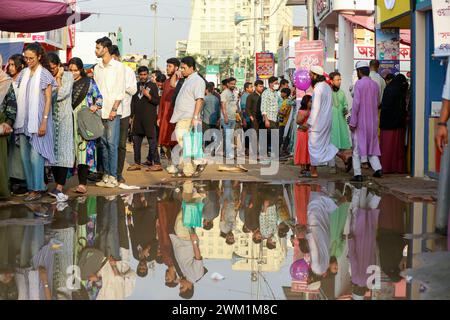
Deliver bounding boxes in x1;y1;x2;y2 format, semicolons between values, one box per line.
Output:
376;0;411;26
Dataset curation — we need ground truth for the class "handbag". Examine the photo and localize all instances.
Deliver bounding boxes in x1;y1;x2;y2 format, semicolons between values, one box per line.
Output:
77;108;104;141
182;200;204;228
183;125;204;159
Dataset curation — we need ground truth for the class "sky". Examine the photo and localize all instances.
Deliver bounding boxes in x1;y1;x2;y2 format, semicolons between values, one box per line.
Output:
78;0;307;69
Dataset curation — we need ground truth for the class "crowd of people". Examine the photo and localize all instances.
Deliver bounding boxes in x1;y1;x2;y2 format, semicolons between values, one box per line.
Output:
0;180;409;300
0;36;411;202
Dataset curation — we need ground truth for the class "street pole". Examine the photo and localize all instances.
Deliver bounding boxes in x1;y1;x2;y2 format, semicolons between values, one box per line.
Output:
151;1;158;70
307;0;314;41
261;0;265;52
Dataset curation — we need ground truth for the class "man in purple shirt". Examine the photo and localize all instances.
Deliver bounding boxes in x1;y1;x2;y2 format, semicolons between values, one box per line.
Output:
349;61;383;182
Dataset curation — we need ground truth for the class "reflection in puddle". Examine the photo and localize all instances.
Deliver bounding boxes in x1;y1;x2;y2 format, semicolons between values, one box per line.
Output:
0;181;448;300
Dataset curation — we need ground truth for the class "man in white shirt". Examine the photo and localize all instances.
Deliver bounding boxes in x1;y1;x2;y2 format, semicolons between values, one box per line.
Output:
94;37;126;188
111;45;138;184
170;56;206;177
220;77;238;160
369;60;386;105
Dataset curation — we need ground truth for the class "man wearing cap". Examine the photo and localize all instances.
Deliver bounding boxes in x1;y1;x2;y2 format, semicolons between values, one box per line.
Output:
306;66;350;178
349;61;383;182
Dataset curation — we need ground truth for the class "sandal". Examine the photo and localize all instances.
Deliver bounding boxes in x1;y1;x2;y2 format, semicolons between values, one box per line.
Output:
146;164;163;172
24;192;43;202
74;185;87;194
142;160;153;167
127;164;142;171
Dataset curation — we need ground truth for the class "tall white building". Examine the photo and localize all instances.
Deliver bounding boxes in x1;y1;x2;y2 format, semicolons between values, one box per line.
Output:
186;0;293;61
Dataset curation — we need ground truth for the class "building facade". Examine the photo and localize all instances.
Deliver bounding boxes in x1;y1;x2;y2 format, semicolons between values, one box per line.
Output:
186;0;293;61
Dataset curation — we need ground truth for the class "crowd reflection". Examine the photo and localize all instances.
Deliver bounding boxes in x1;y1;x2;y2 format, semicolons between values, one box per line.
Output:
0;181;445;300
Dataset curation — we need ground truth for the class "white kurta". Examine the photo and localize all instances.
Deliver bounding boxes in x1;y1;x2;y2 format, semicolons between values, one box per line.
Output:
307;82;339;166
306;192;338;276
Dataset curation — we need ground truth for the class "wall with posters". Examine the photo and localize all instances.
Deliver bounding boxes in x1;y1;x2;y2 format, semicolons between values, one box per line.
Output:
376;28;401;76
255;52;275;80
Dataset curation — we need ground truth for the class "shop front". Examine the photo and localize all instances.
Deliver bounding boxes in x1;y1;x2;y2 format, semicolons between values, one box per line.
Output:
313;0;375;104
412;0;448;178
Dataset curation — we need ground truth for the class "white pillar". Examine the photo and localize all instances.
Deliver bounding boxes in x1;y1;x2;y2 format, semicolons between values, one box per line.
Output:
413;11;426;178
338;14;354;106
324;24;336;74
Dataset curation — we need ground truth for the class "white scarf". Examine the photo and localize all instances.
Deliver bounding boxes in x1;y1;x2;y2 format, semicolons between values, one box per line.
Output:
15;65;42;133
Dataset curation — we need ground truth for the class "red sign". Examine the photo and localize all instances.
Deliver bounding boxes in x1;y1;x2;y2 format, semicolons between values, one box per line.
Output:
32;35;45;41
255;52;275;80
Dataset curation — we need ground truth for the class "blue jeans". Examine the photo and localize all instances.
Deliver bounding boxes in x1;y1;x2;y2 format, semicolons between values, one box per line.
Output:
101;117;121;178
19;135;46;191
221;119;236;158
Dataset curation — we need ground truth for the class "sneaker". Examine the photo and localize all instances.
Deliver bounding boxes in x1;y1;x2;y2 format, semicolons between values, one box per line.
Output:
166;165;178;174
118;175;126;184
55;192;69;203
105;176;119;188
96;175;110;187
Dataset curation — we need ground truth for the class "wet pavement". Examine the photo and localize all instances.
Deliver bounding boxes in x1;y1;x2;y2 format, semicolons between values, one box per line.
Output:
0;180;448;300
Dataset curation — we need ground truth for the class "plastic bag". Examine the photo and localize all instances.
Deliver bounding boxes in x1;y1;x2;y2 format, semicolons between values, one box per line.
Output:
183;126;204;159
182;201;204;228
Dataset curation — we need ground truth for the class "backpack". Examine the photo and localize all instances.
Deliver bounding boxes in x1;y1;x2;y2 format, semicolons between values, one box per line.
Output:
77;108;104;141
78;247;106;280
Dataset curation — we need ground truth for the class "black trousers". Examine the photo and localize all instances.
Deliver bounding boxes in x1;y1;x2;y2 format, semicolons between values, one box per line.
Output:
96;137;104;174
52;166;69;186
78;164;89;185
118;116;130;178
133;134;160;165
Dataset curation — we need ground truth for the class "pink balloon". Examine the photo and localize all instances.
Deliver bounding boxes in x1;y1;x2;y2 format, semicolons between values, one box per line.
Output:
294;69;311;91
290;259;310;281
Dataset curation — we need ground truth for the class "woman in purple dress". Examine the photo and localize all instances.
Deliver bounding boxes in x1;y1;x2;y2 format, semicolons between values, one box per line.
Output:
14;43;57;202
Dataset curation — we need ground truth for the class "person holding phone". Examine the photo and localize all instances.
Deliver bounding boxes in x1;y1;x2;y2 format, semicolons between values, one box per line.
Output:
128;66;161;171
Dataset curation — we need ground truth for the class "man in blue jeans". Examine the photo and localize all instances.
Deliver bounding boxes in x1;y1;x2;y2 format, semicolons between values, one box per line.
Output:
220;77;238;160
93;37;125;188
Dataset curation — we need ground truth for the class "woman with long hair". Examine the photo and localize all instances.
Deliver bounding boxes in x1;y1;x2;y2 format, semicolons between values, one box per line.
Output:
14;43;57;202
6;54;27;195
0;54;17;199
68;57;103;194
47;53;74;202
379;74;409;173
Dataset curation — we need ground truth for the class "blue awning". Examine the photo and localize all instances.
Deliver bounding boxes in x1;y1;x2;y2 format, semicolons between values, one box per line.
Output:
0;42;24;62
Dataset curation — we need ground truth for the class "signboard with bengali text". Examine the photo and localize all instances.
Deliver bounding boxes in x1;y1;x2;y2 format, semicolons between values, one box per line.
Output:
255;52;275;80
432;0;450;57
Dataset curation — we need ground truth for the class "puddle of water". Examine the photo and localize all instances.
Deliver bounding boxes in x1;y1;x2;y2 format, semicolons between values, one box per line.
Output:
0;180;447;300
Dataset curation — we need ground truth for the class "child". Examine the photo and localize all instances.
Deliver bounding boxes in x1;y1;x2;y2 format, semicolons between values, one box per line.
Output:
295;95;312;176
277;88;293;155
